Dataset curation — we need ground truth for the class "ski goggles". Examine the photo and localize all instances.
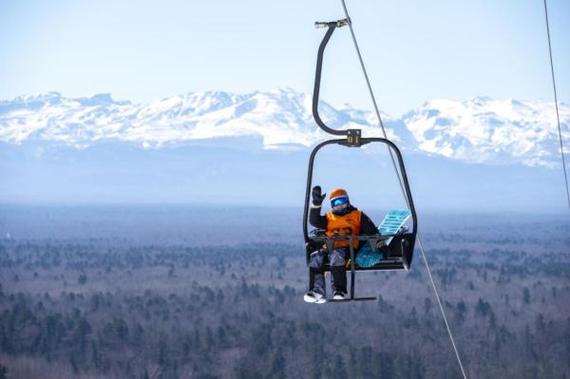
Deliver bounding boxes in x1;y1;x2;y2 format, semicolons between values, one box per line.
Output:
331;196;349;209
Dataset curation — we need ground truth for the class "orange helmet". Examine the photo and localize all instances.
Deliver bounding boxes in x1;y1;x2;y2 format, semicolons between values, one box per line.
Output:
330;188;349;211
330;188;348;200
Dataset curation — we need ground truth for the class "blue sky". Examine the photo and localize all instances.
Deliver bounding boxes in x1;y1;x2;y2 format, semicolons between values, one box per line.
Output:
1;0;568;115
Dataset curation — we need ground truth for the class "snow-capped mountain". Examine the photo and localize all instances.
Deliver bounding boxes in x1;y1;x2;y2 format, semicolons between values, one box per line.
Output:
0;89;397;151
404;97;569;168
1;89;569;210
0;89;568;168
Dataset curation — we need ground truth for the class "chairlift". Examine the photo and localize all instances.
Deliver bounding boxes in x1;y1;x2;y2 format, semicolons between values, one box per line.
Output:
302;19;418;302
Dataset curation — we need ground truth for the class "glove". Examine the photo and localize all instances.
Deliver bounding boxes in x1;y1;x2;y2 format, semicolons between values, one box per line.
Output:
312;186;326;206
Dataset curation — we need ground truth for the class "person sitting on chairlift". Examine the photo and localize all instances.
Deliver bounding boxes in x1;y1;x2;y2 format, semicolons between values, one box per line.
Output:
304;186;380;303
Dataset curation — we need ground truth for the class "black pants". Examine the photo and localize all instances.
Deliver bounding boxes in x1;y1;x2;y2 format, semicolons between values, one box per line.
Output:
308;247;348;295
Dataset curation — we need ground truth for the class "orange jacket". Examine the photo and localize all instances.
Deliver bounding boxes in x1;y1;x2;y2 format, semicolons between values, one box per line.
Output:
325;209;362;249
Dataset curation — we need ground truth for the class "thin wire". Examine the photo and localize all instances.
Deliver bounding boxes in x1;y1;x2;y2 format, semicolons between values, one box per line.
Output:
543;0;570;208
339;1;468;378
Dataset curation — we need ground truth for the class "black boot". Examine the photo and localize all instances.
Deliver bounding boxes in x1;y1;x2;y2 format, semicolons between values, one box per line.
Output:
331;267;347;296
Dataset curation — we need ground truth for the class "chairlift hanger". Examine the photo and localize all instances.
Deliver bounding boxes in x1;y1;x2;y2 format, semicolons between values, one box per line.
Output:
302;18;418;302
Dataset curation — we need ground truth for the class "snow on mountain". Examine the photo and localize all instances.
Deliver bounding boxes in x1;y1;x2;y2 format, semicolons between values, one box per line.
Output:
0;89;395;150
403;97;569;168
0;89;568;167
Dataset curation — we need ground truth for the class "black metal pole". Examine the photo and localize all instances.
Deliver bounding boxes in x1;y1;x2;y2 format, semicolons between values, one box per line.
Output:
303;139;344;244
349;239;355;300
312;24;348;136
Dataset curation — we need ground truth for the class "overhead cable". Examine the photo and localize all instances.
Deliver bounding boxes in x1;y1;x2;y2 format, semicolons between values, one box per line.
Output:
339;1;468;377
543;0;570;209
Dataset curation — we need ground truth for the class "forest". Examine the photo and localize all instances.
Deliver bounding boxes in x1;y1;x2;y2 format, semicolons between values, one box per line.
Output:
0;207;569;378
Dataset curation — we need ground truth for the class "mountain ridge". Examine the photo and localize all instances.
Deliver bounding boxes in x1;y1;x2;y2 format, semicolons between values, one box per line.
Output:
0;88;568;168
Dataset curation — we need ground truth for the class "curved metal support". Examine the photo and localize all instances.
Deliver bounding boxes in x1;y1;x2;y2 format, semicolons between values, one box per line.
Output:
313;24;348;136
303;139;339;243
302;137;417;246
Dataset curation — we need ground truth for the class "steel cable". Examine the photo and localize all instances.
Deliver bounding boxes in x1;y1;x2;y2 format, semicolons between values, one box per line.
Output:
543;0;570;209
339;1;468;377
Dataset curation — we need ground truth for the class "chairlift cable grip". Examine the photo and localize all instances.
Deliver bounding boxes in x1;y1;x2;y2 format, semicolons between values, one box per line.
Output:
338;1;468;377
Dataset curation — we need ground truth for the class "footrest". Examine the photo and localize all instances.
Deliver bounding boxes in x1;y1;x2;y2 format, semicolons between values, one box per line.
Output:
328;296;377;303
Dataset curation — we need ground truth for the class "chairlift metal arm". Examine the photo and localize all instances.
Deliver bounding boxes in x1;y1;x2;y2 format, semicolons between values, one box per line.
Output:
313;21;348;136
